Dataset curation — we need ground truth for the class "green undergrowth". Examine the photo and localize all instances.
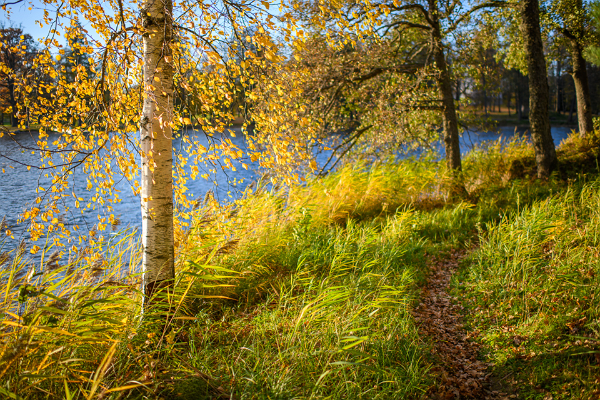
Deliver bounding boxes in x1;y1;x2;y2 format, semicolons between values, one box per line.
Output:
457;134;600;399
2;129;600;399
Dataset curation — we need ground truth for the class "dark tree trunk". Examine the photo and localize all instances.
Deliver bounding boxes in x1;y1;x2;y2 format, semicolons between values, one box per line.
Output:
429;0;465;196
568;96;575;123
430;11;460;172
556;59;563;113
8;80;18;128
455;79;461;110
520;0;557;178
518;88;523;120
482;75;487;114
569;39;594;135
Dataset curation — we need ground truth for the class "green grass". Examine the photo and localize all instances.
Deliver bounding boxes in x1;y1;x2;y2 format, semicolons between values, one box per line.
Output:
2;129;600;399
179;218;430;399
456;134;600;398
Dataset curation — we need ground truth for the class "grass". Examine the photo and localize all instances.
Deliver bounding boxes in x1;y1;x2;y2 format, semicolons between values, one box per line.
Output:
455;132;600;399
2;128;600;399
457;181;600;399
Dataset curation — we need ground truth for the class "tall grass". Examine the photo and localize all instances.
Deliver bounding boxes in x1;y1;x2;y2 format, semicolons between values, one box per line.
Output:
3;129;599;399
461;179;600;398
180;216;431;399
0;230;142;398
1;159;445;399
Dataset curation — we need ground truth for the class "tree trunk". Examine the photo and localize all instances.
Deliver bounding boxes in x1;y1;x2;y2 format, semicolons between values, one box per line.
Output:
482;75;487;114
568;95;575;123
556;59;563;113
428;0;464;195
430;12;461;168
517;88;523;120
455;79;460;110
141;0;175;303
8;80;18;128
519;0;557;178
569;39;593;135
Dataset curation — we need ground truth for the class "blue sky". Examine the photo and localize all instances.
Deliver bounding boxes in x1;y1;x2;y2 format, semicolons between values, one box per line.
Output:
1;1;57;41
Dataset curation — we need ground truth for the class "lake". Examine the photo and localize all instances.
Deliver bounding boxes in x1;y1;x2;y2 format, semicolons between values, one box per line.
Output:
0;125;576;253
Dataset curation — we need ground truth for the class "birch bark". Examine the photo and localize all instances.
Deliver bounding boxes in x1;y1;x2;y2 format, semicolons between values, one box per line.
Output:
141;0;175;301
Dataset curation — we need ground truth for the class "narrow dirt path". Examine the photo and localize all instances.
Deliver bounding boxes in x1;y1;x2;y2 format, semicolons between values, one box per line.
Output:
413;250;513;400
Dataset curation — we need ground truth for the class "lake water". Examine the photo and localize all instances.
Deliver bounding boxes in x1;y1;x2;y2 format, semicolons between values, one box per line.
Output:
0;128;257;251
0;125;576;252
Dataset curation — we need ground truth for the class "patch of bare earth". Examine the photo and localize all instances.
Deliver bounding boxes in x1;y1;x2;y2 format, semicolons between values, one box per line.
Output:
413;250;516;400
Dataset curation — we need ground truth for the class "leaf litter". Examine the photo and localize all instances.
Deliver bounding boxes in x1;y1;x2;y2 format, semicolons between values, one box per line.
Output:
413;249;516;400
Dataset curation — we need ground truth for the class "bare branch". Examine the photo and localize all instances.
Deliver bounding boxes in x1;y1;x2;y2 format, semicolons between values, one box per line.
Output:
445;1;513;33
0;0;24;7
389;3;434;26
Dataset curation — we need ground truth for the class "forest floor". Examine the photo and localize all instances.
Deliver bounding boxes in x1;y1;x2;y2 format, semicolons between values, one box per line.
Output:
414;249;511;400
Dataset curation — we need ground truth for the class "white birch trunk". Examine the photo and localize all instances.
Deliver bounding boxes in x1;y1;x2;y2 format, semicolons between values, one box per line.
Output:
141;0;175;300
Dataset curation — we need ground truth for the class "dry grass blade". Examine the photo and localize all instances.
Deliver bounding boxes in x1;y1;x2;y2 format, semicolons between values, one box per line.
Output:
87;341;118;399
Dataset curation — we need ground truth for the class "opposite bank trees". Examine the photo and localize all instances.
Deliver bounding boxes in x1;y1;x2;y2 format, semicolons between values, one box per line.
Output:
0;0;306;300
0;27;37;127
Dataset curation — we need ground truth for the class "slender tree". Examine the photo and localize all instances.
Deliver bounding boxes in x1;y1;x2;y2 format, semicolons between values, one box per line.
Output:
140;0;175;300
427;0;462;174
550;0;595;135
520;0;557;178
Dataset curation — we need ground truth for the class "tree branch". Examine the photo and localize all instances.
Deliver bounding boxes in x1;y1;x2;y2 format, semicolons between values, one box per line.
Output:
445;1;512;33
389;3;434;26
0;0;24;7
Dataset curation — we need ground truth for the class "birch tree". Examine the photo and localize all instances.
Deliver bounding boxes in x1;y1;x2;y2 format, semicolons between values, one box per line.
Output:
139;0;175;299
0;0;307;303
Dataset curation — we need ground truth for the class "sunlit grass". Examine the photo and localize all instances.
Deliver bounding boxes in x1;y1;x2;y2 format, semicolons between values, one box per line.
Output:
2;129;600;398
457;132;600;399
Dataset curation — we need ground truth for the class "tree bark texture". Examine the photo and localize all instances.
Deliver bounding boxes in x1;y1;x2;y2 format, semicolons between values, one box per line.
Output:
569;39;594;135
141;0;175;301
556;59;563;113
8;80;17;127
519;0;557;178
429;0;461;176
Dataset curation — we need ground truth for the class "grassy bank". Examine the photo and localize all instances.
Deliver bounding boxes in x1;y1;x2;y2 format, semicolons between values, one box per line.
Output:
457;142;600;398
2;130;600;399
